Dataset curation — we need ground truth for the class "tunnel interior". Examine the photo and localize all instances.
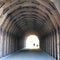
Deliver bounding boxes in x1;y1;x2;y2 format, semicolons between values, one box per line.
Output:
0;0;60;60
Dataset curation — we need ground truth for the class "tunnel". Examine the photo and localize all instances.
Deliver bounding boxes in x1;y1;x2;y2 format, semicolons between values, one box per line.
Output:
0;0;60;60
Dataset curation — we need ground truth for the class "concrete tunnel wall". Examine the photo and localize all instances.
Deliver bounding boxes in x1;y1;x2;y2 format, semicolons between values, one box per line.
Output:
0;27;60;60
0;0;60;60
59;29;60;60
0;28;22;57
41;30;57;58
41;28;60;60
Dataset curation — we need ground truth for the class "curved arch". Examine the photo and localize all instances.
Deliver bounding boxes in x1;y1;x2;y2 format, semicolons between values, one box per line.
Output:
0;0;60;37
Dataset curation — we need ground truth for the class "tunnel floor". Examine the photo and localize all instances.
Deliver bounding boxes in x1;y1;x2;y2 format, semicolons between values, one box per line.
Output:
0;50;56;60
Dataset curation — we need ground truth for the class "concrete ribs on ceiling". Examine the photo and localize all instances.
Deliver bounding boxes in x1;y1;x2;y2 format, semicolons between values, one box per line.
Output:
0;0;60;37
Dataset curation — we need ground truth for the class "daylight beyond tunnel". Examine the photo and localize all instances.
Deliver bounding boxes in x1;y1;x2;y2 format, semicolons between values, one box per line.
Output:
24;34;40;49
0;0;60;60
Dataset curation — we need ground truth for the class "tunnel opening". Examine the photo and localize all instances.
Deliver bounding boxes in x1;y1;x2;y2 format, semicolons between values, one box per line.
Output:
24;34;40;49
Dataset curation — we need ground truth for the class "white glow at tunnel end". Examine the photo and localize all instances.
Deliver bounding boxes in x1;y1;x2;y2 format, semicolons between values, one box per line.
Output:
24;35;40;49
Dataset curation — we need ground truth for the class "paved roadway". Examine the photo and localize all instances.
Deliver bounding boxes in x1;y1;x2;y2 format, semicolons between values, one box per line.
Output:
0;50;56;60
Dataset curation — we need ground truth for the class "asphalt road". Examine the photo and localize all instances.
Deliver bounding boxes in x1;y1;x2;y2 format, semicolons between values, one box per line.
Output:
0;49;56;60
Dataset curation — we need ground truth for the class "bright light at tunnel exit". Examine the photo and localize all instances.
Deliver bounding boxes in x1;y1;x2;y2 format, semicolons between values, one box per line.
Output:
25;35;40;49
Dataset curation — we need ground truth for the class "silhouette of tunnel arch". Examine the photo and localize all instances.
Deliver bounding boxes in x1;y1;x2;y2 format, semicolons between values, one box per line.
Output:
25;35;40;49
24;32;40;49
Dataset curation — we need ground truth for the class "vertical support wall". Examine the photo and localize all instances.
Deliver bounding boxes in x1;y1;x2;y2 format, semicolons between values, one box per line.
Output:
41;29;59;59
0;27;20;57
56;27;60;60
0;27;3;57
59;28;60;60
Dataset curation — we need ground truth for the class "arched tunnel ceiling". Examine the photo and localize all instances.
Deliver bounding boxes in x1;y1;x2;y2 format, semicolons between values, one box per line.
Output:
0;0;60;37
50;0;60;13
